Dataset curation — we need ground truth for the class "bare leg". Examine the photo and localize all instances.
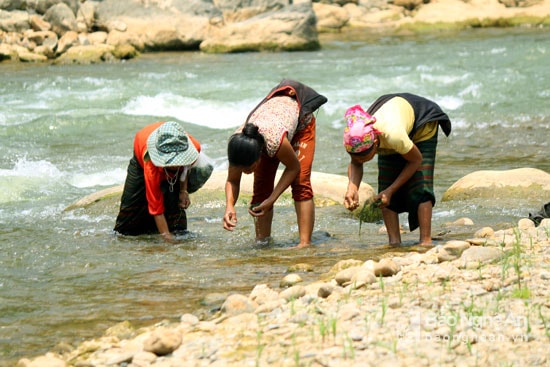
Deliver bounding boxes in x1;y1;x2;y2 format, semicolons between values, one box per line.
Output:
255;208;273;243
417;201;433;247
294;198;314;248
382;207;401;245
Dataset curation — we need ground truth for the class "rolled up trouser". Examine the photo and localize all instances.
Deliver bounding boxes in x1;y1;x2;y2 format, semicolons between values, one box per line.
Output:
251;117;316;204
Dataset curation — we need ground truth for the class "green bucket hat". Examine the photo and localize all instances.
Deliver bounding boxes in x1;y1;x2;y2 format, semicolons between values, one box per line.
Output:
146;121;199;167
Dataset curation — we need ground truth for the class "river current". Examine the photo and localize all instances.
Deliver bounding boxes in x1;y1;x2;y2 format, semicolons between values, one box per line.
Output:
0;28;548;364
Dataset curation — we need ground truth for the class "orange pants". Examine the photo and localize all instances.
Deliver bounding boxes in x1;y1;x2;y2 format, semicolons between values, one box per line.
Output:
252;117;316;203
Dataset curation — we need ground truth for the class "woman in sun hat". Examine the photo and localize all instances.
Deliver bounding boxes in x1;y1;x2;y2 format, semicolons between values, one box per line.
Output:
223;79;327;248
114;121;201;243
343;93;451;247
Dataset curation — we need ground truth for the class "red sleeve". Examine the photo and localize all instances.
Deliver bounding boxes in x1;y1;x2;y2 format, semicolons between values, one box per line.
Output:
144;161;165;215
188;134;201;153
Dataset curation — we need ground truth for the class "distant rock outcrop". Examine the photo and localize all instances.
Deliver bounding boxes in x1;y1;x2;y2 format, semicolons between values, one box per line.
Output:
1;0;549;63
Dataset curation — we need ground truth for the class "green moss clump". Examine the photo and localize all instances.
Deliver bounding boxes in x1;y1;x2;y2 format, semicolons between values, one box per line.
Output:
358;198;383;233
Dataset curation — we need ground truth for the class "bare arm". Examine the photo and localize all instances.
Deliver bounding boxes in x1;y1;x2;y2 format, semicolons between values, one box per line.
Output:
223;165;243;231
344;159;364;211
179;170;190;209
154;214;176;243
249;137;299;217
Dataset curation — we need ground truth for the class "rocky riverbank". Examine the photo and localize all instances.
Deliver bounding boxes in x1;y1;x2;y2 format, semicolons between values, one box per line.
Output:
17;215;550;367
1;0;550;64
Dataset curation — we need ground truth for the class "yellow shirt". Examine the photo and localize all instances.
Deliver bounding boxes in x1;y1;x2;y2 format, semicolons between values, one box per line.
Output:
373;96;438;155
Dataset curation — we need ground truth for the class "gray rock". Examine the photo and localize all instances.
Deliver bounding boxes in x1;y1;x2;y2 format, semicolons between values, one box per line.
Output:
29;14;51;31
249;284;279;305
318;283;335;298
0;0;25;11
56;30;77;54
200;3;320;53
280;273;303;288
373;258;401;277
443;168;550;201
54;43;116;64
279;285;306;301
287;263;314;272
17;49;48;62
143;328;182;356
0;9;29;32
334;266;361;285
95;0;215;51
220;293;258;315
27;30;57;46
75;1;95;33
460;246;503;269
442;240;470;257
435;247;458;262
350;268;377;288
43;3;77;36
27;0;79;15
313;2;350;31
474;226;495;238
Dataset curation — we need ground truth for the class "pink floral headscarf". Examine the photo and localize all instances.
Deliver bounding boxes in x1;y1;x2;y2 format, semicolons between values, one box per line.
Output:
343;105;380;153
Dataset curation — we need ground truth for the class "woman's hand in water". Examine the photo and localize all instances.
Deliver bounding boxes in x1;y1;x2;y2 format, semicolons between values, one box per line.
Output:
223;209;238;231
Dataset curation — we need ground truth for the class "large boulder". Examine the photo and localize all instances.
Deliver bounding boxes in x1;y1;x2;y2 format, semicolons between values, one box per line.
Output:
442;167;550;201
95;0;218;51
200;3;320;53
0;9;29;32
312;2;350;32
43;2;77;36
54;43;116;64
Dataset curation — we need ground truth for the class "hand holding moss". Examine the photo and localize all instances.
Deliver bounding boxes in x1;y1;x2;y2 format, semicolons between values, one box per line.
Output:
358;197;383;234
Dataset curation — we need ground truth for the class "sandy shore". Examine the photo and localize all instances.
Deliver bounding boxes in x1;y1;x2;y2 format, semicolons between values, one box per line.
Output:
18;213;550;366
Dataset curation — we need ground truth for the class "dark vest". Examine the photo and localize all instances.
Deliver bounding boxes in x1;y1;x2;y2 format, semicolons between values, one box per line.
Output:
246;79;328;124
366;93;451;138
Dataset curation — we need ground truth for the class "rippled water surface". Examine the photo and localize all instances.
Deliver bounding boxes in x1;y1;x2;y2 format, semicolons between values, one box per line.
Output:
1;28;549;364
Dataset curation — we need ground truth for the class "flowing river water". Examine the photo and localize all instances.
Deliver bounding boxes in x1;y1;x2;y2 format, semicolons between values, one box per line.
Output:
0;27;549;364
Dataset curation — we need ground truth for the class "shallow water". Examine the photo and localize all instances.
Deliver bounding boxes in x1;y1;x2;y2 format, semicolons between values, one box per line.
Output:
0;27;549;364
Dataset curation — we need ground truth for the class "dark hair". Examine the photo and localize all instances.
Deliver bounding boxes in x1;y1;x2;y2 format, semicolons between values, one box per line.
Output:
228;123;265;167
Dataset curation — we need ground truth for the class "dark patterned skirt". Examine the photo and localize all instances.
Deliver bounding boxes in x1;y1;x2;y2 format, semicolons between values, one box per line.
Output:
113;155;187;236
377;133;438;231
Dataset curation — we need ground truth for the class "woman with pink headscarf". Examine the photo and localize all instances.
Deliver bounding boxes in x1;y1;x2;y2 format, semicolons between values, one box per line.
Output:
343;93;451;247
